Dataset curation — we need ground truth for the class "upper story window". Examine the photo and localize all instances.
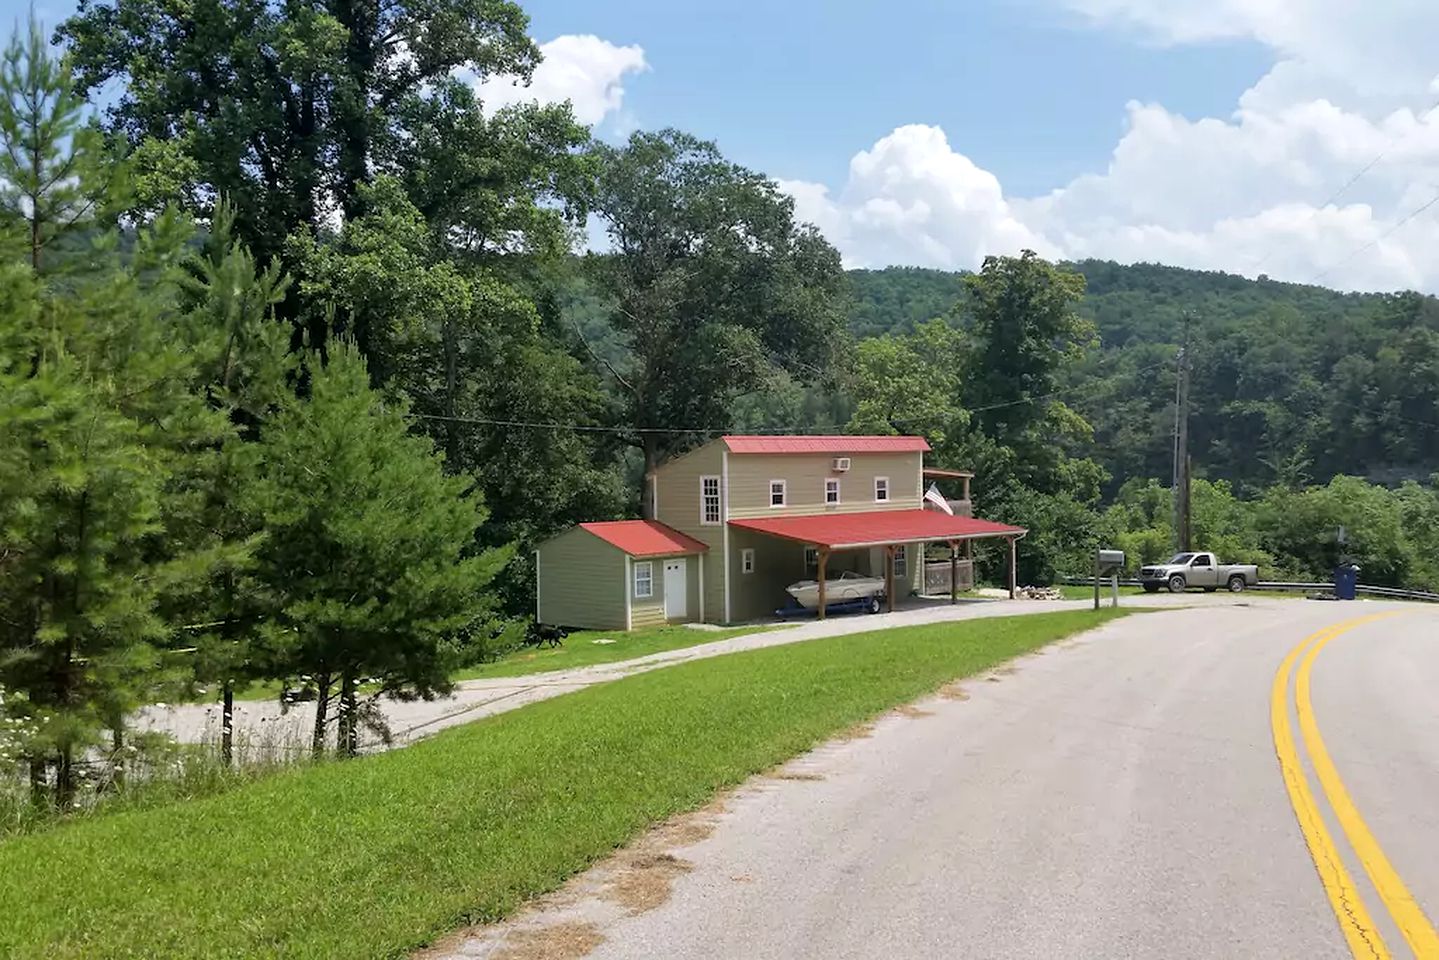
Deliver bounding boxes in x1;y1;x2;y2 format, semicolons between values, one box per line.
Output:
769;479;787;507
700;476;721;525
825;478;840;504
874;477;889;502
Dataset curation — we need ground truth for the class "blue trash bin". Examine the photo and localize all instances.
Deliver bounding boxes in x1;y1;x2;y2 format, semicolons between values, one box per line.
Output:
1333;564;1358;601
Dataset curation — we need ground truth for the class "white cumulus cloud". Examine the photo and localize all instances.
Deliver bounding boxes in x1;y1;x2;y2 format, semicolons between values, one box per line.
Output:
779;4;1439;292
476;34;647;127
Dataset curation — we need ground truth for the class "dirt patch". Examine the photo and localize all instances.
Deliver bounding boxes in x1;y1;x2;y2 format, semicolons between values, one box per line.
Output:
938;683;969;701
602;851;693;913
836;721;876;741
984;676;1003;683
489;922;604;960
992;664;1019;676
773;771;826;781
893;704;935;718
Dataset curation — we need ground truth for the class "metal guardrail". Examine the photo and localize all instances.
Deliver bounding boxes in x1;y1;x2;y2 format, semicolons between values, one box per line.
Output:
1060;576;1439;603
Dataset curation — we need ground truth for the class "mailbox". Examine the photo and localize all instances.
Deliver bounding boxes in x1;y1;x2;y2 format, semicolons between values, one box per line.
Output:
1093;549;1126;609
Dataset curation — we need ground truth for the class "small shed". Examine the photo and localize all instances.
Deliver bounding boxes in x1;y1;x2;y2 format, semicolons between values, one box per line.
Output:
535;521;709;631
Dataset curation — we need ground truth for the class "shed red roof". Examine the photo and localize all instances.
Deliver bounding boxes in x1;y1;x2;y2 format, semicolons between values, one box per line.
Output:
728;509;1025;550
579;520;709;557
722;435;930;454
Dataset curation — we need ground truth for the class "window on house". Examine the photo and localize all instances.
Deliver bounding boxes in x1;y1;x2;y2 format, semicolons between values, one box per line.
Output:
741;548;755;574
804;546;819;573
893;545;908;578
874;477;889;502
825;478;840;504
700;476;721;525
633;561;653;599
769;480;786;507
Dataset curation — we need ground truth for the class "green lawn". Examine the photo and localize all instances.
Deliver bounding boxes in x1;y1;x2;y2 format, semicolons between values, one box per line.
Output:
0;608;1130;959
1056;584;1147;601
451;623;783;680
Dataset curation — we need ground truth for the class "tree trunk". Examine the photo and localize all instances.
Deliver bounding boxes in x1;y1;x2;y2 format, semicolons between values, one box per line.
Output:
311;672;331;760
640;434;659;519
221;681;234;767
28;756;46;806
55;746;74;809
338;670;358;758
110;725;125;791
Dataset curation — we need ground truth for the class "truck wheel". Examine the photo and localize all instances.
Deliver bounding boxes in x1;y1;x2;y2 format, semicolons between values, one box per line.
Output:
1142;584;1160;594
1227;575;1247;593
1168;574;1186;593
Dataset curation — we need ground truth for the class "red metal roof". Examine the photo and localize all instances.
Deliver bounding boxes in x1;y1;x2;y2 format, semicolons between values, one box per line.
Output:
579;520;709;557
728;509;1025;550
722;435;931;454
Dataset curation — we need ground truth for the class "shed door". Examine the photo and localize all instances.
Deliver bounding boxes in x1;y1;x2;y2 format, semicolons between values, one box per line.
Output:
664;559;687;620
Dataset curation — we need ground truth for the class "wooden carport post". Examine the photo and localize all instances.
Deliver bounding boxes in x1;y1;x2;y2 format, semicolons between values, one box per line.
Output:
816;548;829;621
885;545;896;613
1008;536;1018;600
949;540;959;605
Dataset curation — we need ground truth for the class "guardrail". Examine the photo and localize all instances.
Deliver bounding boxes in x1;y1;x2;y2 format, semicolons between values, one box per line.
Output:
1060;576;1439;603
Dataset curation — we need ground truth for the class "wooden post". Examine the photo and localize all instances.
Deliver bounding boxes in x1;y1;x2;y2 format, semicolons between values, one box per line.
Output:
1008;536;1018;600
885;545;896;613
949;541;959;605
816;548;828;621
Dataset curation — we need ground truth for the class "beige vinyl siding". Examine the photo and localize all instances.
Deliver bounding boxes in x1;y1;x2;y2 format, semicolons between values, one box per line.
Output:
629;554;701;628
652;440;727;621
728;527;813;622
535;528;628;630
726;452;923;519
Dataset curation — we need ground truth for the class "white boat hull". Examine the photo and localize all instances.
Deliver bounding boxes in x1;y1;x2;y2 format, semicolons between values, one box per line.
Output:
785;574;887;609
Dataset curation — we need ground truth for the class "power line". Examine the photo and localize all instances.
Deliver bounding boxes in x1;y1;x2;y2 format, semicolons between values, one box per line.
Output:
1307;189;1439;286
411;355;1178;438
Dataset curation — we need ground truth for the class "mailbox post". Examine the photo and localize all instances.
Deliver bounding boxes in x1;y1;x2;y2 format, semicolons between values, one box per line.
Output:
1095;549;1126;610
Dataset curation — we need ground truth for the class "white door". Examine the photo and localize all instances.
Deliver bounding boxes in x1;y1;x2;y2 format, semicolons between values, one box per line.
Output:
664;559;687;620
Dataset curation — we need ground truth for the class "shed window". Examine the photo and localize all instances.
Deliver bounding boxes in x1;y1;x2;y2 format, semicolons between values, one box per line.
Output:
825;478;840;504
874;477;889;502
633;561;653;599
700;476;721;525
741;548;755;574
893;545;908;579
769;480;787;507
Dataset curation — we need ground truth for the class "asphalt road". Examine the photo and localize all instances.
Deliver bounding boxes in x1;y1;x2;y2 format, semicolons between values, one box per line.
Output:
438;600;1439;960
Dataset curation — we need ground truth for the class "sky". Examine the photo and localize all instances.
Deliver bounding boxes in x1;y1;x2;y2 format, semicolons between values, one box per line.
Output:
12;0;1439;292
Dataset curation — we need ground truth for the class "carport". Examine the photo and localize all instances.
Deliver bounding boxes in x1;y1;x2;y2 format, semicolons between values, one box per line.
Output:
729;510;1028;619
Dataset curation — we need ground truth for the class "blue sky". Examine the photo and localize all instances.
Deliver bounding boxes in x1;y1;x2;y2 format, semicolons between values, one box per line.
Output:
8;0;1439;292
522;0;1270;197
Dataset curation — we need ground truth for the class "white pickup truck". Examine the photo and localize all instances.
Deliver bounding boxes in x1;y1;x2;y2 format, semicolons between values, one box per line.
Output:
1139;552;1260;593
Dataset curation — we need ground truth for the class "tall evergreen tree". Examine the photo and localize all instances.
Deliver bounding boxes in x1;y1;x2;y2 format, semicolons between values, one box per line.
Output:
245;343;509;757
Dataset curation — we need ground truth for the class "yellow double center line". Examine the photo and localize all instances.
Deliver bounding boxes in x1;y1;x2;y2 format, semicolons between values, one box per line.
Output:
1271;613;1439;959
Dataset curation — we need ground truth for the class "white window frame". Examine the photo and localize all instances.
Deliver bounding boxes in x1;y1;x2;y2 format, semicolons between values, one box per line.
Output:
741;548;755;574
804;546;819;573
893;545;908;579
824;478;840;505
633;560;654;599
769;479;787;508
700;475;721;526
874;476;890;502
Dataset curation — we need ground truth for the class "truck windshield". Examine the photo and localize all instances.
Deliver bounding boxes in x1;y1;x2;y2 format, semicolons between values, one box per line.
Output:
1169;553;1195;564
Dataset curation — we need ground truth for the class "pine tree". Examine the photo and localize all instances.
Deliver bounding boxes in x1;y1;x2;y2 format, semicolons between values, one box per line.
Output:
245;343;510;757
0;24;225;804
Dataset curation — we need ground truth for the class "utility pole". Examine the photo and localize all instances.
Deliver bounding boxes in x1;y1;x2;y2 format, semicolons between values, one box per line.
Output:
1173;313;1193;553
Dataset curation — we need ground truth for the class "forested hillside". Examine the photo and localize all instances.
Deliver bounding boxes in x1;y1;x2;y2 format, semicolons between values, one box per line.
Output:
851;262;1439;494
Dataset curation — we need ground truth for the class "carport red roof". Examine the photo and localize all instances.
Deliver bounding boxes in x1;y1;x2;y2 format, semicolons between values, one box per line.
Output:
729;509;1026;550
722;435;931;454
579;520;709;557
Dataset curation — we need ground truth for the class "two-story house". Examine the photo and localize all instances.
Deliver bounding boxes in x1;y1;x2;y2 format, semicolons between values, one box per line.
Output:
534;435;1026;630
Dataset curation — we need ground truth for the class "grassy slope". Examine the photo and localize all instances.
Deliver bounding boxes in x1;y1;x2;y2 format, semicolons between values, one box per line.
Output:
451;624;781;680
1;608;1128;959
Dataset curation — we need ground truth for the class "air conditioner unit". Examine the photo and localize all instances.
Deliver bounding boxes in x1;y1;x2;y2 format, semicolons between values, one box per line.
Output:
831;457;851;472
